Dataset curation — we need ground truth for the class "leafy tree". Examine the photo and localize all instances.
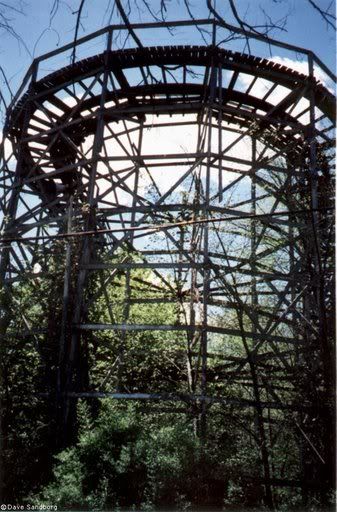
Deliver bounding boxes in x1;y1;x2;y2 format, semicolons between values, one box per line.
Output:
31;399;263;510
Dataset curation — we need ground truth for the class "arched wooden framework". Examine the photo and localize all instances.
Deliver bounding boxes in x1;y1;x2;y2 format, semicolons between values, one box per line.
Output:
0;19;335;503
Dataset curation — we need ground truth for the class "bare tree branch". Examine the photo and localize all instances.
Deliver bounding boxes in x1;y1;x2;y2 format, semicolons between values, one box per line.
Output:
139;0;161;22
207;0;290;53
71;0;86;65
49;0;60;23
307;0;336;31
115;0;143;48
0;64;13;99
33;27;60;58
0;1;31;56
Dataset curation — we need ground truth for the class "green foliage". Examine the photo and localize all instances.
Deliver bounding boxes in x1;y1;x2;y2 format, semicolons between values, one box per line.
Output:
2;236;334;510
88;265;187;394
32;398;285;510
32;401;205;510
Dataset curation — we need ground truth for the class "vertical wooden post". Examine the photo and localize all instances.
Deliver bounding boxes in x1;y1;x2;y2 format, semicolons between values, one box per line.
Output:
57;196;73;446
307;52;334;504
250;135;274;509
62;30;113;442
0;61;38;502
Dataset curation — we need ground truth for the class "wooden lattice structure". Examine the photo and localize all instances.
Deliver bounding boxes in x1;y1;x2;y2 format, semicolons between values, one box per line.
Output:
0;19;335;504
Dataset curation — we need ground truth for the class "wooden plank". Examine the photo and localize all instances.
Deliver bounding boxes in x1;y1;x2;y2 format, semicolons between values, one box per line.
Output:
78;323;297;344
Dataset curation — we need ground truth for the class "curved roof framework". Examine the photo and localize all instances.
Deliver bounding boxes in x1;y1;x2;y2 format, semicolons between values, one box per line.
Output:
7;46;335;206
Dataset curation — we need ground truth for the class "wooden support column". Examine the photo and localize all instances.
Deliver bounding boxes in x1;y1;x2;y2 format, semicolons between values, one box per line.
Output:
0;62;38;502
250;135;274;509
116;121;143;392
200;61;216;441
62;31;113;442
57;196;73;446
307;53;334;504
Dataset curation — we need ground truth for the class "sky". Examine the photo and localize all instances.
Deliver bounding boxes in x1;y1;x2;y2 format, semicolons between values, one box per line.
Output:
0;0;335;107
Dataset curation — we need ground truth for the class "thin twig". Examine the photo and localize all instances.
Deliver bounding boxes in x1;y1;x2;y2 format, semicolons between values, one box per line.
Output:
71;0;86;65
0;64;13;99
307;0;336;31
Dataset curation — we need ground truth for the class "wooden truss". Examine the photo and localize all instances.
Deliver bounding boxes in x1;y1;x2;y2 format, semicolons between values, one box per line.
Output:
0;18;335;502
